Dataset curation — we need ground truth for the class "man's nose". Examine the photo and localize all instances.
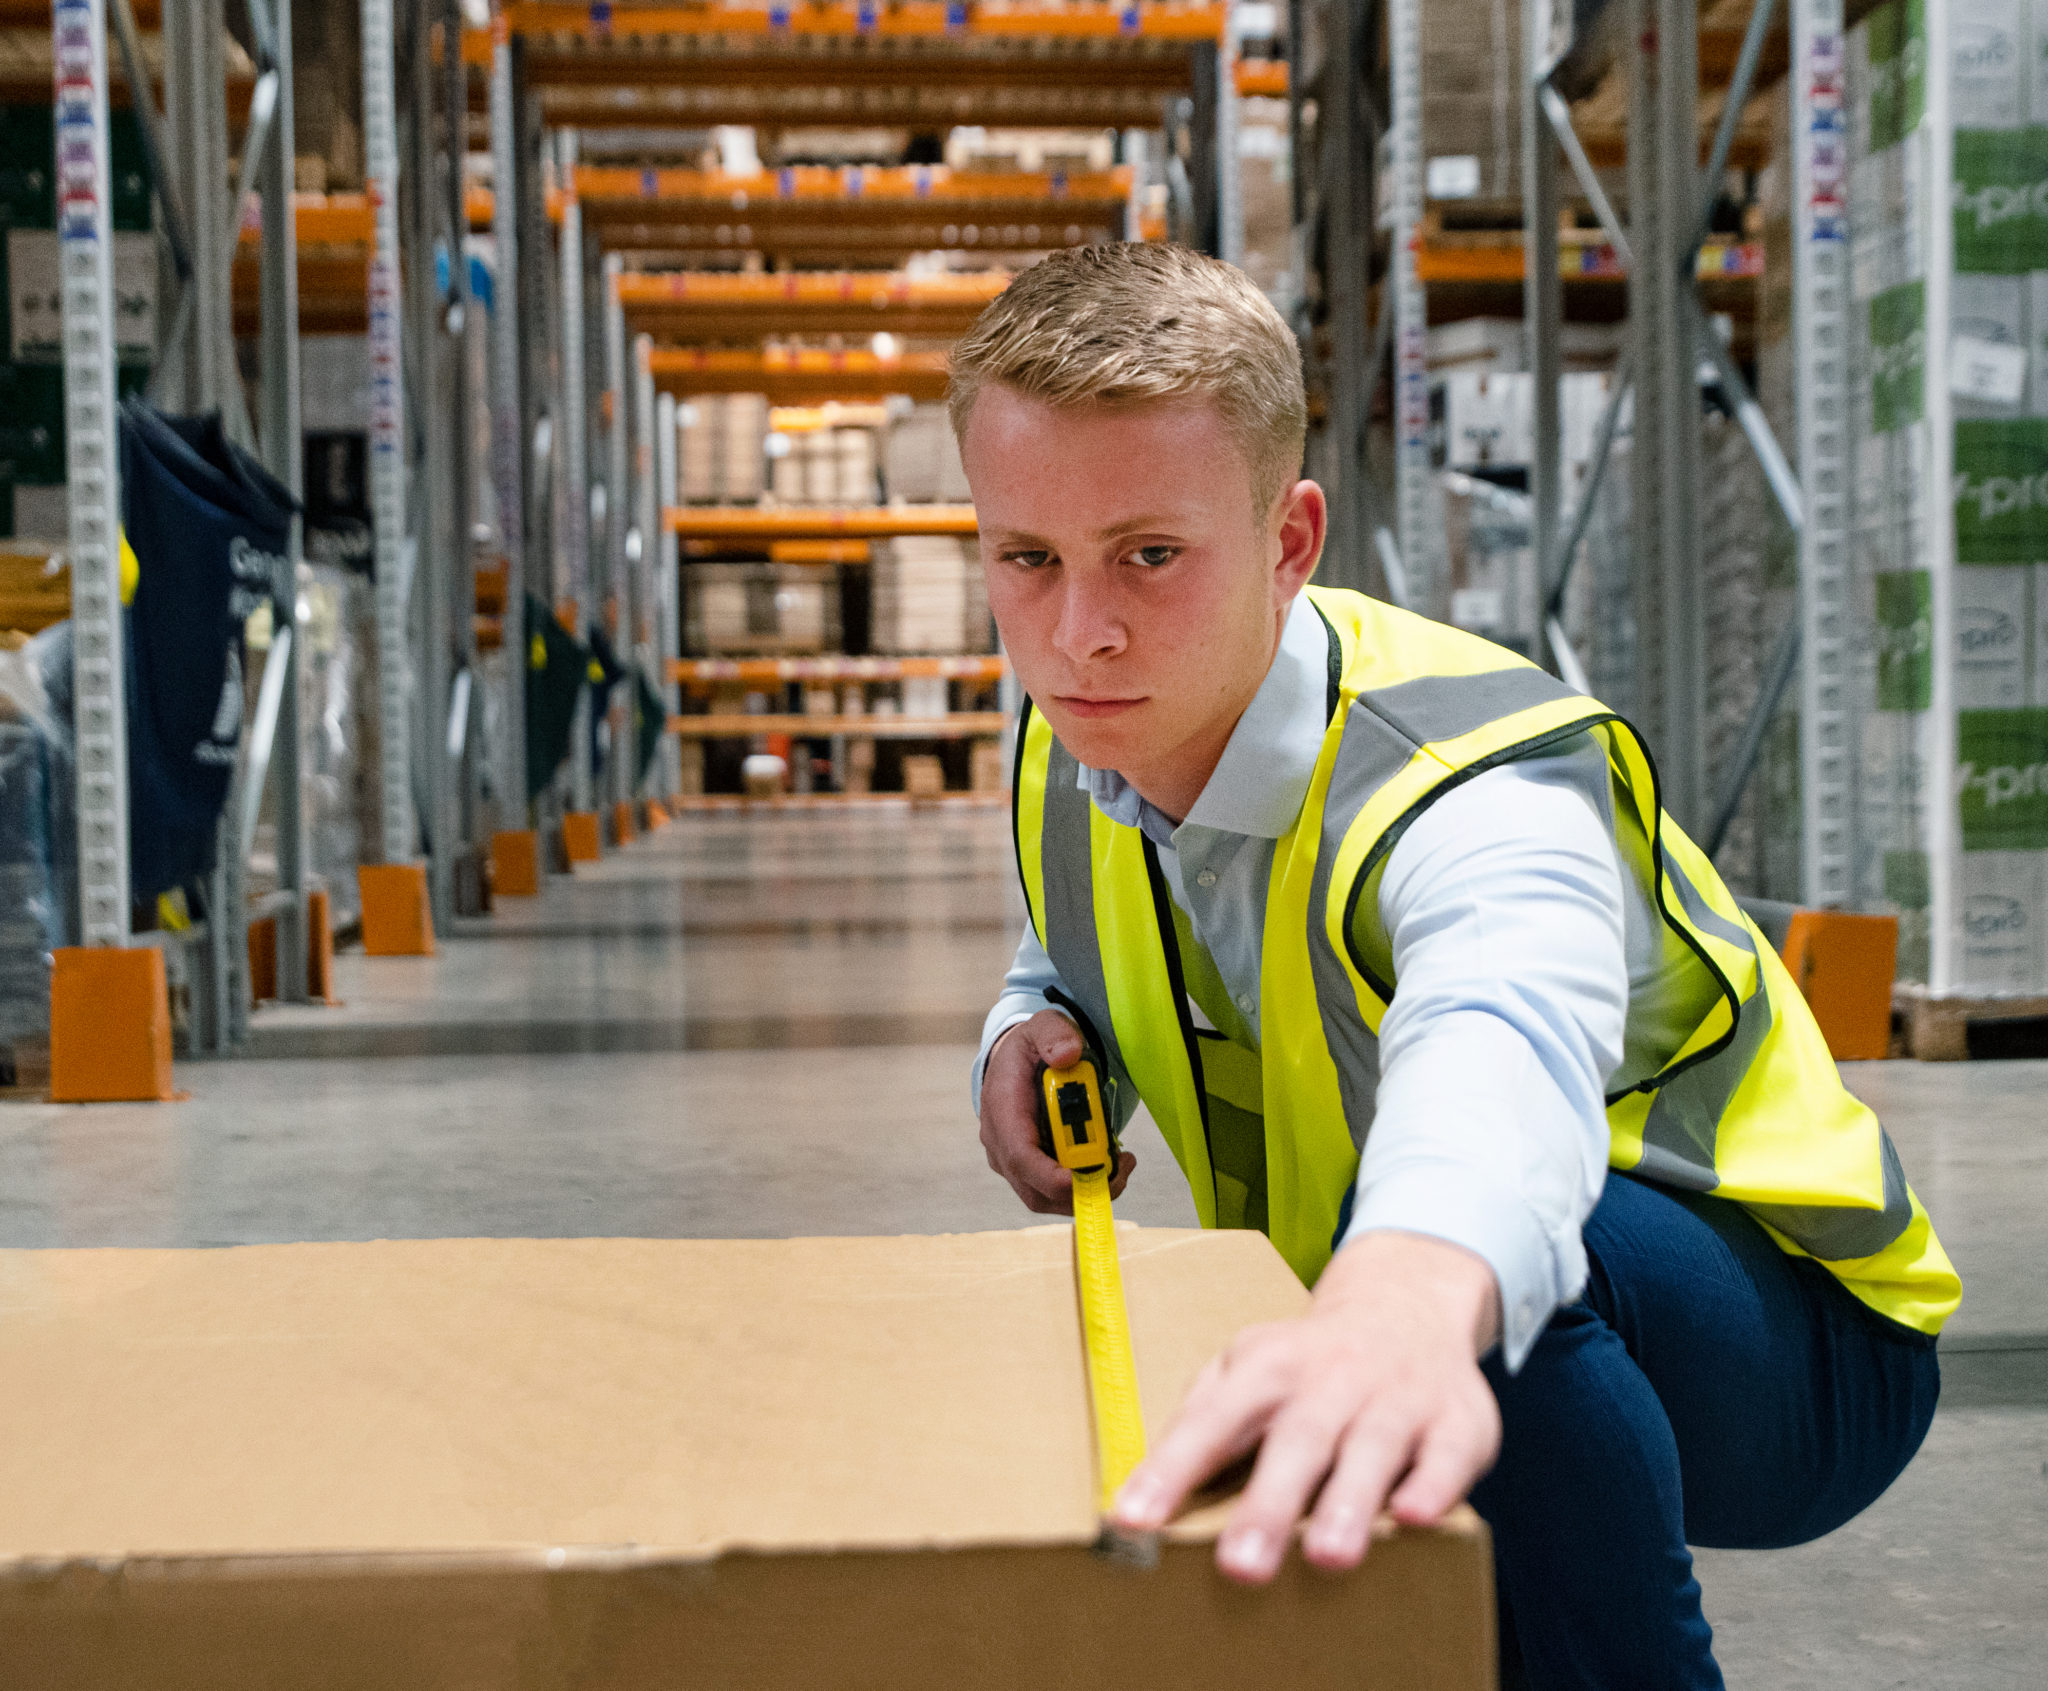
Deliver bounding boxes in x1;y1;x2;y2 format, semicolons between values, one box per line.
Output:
1051;571;1125;663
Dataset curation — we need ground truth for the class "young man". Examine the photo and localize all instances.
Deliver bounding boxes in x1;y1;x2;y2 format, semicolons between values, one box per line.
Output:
954;243;1960;1690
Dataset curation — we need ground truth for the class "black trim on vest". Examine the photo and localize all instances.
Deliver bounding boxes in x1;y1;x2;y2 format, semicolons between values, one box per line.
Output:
1313;599;1343;723
1333;709;1752;1111
1139;833;1214;1181
1011;694;1038;941
1044;984;1112;1080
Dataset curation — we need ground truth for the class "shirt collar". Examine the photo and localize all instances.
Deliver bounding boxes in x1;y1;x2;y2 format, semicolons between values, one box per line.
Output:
1078;592;1330;843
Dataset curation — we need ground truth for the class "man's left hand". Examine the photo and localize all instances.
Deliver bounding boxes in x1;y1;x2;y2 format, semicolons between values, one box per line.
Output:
1108;1230;1504;1582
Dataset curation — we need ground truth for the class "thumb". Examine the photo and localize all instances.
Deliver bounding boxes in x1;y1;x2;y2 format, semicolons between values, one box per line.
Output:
1036;1013;1084;1066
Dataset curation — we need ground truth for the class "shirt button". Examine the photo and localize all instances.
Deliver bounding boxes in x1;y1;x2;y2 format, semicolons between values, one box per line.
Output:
1196;869;1218;888
1236;992;1254;1013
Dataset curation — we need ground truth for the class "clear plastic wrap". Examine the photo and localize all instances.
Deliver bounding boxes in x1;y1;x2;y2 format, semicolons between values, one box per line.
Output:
300;565;370;930
0;627;76;1044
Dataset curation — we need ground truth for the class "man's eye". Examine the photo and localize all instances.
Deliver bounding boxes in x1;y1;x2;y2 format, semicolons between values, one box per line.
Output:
1131;545;1179;568
1005;550;1054;569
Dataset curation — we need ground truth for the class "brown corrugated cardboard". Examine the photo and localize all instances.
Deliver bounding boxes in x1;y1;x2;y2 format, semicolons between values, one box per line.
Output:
0;1227;1494;1689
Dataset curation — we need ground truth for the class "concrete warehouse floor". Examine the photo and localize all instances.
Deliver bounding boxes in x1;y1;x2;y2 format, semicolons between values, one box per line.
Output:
3;808;2042;1687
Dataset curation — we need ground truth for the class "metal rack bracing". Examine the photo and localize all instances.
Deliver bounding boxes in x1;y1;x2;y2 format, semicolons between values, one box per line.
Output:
1521;0;1844;862
1293;0;1844;866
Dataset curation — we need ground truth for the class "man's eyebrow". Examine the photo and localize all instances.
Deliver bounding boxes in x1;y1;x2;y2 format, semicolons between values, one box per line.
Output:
986;517;1187;546
1092;516;1182;541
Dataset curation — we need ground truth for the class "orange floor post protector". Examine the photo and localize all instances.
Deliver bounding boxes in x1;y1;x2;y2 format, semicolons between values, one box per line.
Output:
247;915;279;1001
49;946;176;1102
306;888;338;1001
491;830;542;897
562;811;603;863
357;862;436;956
642;798;671;830
1781;910;1899;1061
611;800;637;844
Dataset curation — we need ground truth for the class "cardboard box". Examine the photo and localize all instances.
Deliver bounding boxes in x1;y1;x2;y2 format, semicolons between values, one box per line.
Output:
0;1228;1493;1690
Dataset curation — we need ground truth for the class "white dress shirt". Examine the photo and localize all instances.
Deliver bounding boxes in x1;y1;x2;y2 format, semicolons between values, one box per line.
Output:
975;593;1655;1369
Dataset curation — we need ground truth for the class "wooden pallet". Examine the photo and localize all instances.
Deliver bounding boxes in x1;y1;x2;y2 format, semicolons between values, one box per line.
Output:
1893;985;2048;1061
0;551;68;637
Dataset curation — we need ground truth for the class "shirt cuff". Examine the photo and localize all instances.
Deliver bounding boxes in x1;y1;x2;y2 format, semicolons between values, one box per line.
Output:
969;996;1055;1115
1339;1161;1573;1372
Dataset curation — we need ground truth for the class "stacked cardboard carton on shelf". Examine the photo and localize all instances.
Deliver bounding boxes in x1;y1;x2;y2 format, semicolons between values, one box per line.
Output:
884;403;973;504
678;394;769;503
687;565;832;655
770;427;877;505
871;536;989;655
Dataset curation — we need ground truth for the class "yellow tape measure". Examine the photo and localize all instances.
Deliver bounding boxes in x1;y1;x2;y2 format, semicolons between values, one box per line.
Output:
1042;1059;1147;1520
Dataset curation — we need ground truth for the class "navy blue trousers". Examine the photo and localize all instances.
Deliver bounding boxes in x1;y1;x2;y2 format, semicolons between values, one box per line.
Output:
1468;1172;1940;1690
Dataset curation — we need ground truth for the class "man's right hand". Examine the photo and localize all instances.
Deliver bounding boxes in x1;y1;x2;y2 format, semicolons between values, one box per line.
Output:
979;1010;1137;1214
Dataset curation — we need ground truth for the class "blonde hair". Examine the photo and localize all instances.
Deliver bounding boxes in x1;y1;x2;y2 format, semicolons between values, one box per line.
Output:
946;243;1307;516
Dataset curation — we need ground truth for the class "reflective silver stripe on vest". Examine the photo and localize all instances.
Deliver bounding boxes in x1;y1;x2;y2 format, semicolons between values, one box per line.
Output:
1037;733;1137;1109
1636;984;1773;1192
1360;666;1580;749
1659;845;1756;954
1751;1131;1914;1262
1302;672;1590;1150
1306;706;1393;1151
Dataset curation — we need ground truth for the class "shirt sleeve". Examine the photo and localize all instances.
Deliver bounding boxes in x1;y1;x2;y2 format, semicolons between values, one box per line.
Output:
970;921;1065;1116
1338;739;1628;1371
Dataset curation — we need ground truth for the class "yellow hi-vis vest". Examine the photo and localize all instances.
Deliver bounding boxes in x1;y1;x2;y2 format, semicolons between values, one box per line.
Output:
1012;585;1960;1336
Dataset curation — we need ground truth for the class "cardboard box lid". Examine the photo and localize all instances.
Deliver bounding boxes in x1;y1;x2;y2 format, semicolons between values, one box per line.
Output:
0;1227;1493;1688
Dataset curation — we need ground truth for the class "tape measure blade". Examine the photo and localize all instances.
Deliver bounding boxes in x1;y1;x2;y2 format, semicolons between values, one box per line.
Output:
1071;1168;1146;1515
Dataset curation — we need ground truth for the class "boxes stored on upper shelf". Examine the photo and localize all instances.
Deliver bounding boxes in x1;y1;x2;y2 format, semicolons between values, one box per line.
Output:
1436;370;1625;472
883;402;972;504
1425;317;1626;373
0;1229;1493;1689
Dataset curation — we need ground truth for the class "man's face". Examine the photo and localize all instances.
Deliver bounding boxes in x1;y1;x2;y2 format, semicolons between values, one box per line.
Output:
960;385;1322;813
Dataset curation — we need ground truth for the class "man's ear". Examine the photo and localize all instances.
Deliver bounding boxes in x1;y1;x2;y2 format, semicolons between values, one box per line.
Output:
1272;479;1327;597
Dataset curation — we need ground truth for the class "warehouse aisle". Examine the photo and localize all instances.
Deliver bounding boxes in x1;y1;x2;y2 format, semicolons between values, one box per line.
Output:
0;808;2041;1685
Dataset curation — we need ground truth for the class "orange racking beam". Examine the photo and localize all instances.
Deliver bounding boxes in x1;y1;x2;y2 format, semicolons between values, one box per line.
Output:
619;269;1007;337
620;269;1007;310
665;504;977;539
523;82;1176;129
486;3;1224;43
1235;59;1286;97
649;348;951;401
570;164;1130;215
668;711;1009;738
1412;240;1763;285
671;654;1006;683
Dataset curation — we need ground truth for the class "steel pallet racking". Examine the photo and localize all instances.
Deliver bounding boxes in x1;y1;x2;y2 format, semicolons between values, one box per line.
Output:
29;0;319;1084
1289;0;1851;871
504;2;1238;817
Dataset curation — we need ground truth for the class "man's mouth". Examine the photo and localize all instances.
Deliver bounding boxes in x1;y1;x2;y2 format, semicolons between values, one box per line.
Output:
1055;696;1146;720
